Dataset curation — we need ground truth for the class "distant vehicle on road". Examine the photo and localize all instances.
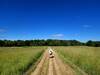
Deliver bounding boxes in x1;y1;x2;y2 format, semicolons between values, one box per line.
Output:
48;47;54;58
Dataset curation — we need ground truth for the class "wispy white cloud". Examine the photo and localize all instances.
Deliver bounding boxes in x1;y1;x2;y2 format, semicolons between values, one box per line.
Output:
0;29;6;32
83;25;92;28
51;34;64;37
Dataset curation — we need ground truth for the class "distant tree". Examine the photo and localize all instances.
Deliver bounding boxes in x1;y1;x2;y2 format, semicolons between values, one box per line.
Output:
86;40;93;46
94;41;100;47
86;40;100;47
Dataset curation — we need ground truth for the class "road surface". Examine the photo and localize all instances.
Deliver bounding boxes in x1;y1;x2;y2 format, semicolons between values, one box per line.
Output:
30;48;75;75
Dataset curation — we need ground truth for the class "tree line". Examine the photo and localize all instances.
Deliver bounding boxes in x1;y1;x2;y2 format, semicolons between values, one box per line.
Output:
86;40;100;47
0;39;100;47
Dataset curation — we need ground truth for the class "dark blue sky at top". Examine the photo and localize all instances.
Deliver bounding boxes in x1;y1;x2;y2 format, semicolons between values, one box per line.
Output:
0;0;100;41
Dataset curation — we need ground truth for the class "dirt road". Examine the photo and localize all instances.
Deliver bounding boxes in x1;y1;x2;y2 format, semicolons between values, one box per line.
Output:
30;48;75;75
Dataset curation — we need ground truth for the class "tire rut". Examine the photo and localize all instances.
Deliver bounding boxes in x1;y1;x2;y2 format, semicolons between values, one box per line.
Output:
30;48;75;75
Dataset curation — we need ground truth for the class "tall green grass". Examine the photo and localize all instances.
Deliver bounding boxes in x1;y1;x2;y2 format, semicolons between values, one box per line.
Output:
0;47;46;75
54;46;100;75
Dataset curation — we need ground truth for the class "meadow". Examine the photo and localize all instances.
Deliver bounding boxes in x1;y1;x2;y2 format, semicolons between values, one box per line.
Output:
54;46;100;75
0;47;46;75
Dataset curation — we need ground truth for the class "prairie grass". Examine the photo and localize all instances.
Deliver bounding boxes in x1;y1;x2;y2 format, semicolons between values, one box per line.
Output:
0;46;46;75
54;46;100;75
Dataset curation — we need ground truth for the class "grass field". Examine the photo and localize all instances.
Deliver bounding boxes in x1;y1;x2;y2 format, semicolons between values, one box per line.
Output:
0;47;46;75
54;46;100;75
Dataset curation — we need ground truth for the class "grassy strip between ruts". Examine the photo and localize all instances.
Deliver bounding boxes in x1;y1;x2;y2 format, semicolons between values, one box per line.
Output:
0;47;46;75
54;46;100;75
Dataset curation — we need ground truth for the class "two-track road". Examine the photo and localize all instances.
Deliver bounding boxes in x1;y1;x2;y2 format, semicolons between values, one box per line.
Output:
30;48;75;75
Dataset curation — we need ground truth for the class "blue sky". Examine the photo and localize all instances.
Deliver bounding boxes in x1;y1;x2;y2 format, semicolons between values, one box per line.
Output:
0;0;100;41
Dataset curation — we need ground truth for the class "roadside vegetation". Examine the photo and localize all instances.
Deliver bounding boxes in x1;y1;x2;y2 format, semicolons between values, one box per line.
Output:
54;46;100;75
0;47;46;75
